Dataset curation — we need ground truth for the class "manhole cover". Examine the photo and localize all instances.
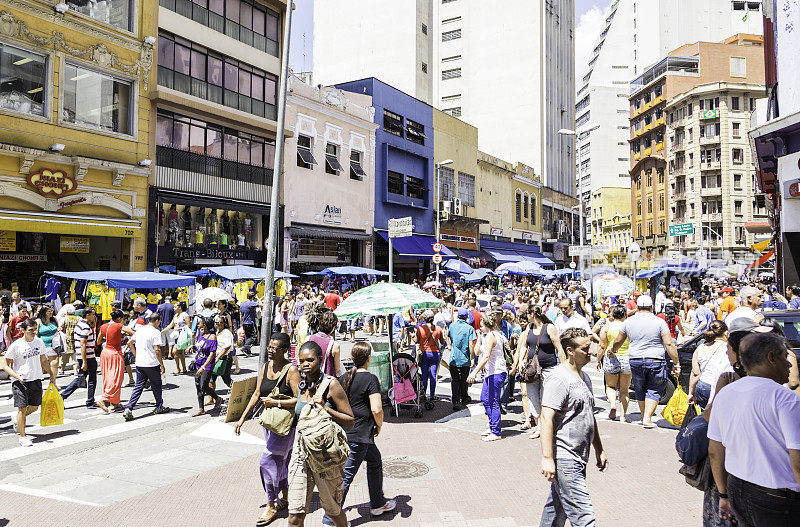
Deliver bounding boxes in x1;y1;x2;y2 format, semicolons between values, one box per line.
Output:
383;457;431;479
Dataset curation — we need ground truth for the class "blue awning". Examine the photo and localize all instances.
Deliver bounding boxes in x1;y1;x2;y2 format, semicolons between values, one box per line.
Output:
182;265;297;280
45;271;196;289
377;232;456;259
484;249;524;262
480;237;554;267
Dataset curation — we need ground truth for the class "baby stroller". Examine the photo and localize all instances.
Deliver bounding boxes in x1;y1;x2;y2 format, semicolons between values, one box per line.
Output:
389;351;423;418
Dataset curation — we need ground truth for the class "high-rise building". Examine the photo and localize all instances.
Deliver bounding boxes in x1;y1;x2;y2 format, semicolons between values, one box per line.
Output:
628;35;765;261
314;0;575;196
576;0;763;242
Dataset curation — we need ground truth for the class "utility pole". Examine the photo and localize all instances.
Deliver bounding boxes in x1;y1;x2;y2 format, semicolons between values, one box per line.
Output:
434;160;453;284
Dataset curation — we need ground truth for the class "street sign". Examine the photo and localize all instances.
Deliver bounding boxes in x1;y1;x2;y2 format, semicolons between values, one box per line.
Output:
668;222;694;236
628;242;641;261
593;245;611;255
568;245;593;257
432;253;443;264
432;242;443;253
569;261;576;269
388;216;413;238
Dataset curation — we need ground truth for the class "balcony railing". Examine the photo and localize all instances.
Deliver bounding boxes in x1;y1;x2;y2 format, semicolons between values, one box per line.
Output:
156;146;274;187
673;190;686;200
704;213;723;222
700;187;722;197
700;136;721;146
700;161;721;171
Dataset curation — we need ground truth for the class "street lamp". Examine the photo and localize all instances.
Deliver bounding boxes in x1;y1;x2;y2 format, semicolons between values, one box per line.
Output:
435;159;454;285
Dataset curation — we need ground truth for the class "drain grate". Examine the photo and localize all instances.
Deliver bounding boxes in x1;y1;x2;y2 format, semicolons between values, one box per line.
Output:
383;457;431;479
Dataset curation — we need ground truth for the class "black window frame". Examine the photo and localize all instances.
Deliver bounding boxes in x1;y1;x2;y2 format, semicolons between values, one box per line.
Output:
349;150;365;180
387;170;404;195
406;119;425;145
383;109;404;137
405;175;425;200
325;143;343;174
296;134;316;169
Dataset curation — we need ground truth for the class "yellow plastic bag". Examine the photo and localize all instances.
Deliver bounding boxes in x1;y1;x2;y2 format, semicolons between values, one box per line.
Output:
661;386;689;426
40;382;64;427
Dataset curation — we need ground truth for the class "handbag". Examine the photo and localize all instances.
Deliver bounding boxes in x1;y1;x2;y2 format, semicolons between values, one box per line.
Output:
212;356;227;376
51;331;64;356
519;325;545;383
392;365;417;404
679;455;713;491
258;365;294;435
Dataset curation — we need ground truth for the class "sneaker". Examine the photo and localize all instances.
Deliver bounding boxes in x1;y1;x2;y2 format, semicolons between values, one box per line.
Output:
12;419;18;434
153;406;170;415
481;427;491;437
482;433;501;442
18;436;33;447
371;499;396;516
123;408;134;421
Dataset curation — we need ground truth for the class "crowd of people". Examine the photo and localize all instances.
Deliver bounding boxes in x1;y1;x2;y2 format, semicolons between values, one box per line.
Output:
1;275;799;526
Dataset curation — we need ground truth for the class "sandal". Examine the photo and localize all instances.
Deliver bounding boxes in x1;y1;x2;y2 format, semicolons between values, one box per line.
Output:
192;410;206;417
274;498;288;511
528;430;541;439
520;422;531;431
255;505;277;526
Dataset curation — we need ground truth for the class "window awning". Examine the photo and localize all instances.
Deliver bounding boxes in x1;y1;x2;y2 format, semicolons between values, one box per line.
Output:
350;160;366;177
480;237;555;266
298;147;318;165
484;249;524;262
0;210;142;238
325;154;343;172
377;231;455;259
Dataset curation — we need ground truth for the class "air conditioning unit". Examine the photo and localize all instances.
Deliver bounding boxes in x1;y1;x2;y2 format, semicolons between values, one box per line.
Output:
440;200;452;213
454;198;462;215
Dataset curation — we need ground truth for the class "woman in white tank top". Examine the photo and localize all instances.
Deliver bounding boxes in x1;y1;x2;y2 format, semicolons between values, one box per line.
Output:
467;314;507;442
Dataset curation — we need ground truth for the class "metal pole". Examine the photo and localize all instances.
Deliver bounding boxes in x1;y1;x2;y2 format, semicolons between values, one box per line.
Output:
388;235;393;284
435;165;440;284
259;2;293;369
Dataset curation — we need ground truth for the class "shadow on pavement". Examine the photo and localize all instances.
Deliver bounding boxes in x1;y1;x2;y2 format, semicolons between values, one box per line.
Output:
348;494;413;525
28;428;80;442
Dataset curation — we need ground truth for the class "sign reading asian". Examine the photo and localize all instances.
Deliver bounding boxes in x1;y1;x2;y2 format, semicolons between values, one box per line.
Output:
27;169;77;196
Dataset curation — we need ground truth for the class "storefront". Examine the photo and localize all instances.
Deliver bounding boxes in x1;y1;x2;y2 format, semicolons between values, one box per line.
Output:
480;236;554;268
287;224;372;274
148;188;279;272
0;147;148;293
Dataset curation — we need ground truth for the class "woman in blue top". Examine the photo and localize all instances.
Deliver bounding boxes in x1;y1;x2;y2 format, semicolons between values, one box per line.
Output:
193;316;222;416
37;305;60;386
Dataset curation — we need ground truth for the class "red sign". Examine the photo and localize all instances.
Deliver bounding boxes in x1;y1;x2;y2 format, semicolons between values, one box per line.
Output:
789;180;800;199
432;242;443;253
27;169;76;196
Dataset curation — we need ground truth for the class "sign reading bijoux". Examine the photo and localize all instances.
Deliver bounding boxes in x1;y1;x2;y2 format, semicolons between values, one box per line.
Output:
27;169;77;196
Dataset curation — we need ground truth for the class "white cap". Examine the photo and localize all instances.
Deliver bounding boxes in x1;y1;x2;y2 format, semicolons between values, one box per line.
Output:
636;295;654;308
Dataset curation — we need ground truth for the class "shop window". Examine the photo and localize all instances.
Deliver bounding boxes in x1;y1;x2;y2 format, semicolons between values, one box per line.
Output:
325;143;343;175
349;150;366;180
68;0;132;31
297;135;316;169
63;63;132;135
387;170;404;195
406;175;425;200
154;203;259;250
383;109;403;137
406;119;425;145
0;43;47;117
457;172;475;207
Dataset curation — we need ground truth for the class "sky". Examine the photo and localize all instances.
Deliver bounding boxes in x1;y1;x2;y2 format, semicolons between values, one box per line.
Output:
288;0;615;75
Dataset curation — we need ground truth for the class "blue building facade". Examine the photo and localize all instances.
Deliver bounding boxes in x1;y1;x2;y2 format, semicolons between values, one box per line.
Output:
337;78;440;277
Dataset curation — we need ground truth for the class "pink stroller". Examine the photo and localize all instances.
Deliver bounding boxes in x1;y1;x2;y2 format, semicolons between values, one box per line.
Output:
389;351;423;418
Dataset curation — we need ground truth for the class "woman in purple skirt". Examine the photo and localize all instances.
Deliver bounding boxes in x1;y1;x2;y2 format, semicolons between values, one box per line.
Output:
236;332;300;525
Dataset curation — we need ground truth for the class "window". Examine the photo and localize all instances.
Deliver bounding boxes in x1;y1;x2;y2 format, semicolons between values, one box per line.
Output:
731;96;740;111
406;119;425;145
443;107;461;117
421;62;427;74
387;171;404;195
576;111;590;127
296;135;316;169
637;224;642;237
576;95;590;113
735;226;746;243
749;97;756;111
689;152;694;167
439;166;454;201
730;57;746;78
659;220;665;234
732;122;741;137
734;200;743;215
157;32;278;119
160;0;280;56
515;193;521;222
531;196;537;225
0;43;47;117
442;29;461;41
659;193;664;211
732;148;744;164
68;0;131;31
523;194;529;218
442;67;461;80
349;150;365;180
421;23;427;34
458;172;475;207
442;55;461;62
383;109;403;137
406;175;425;199
647;197;653;213
325;143;343;175
442;16;461;24
732;1;745;9
648;222;653;236
63;63;132;134
734;173;742;189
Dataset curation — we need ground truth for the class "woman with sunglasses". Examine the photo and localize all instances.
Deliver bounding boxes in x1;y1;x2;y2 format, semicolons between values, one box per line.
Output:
192;316;223;416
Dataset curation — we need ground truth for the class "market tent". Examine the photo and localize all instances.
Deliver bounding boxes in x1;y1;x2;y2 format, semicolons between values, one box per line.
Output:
320;266;390;276
462;268;495;282
636;268;665;279
183;265;297;280
443;259;474;274
45;271;196;289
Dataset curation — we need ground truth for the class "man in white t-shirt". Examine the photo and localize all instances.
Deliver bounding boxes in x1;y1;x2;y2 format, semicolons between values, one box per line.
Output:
1;319;57;446
554;299;591;333
123;313;168;421
708;332;800;525
725;286;764;326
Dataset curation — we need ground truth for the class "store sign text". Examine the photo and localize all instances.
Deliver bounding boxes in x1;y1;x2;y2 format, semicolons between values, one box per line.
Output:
0;254;46;262
27;169;77;196
172;247;254;260
58;197;87;209
0;231;16;252
323;204;342;224
60;236;90;253
490;227;502;236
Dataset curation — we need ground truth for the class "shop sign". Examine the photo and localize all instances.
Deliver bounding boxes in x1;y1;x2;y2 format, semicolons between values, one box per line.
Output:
785;177;800;199
57;197;87;209
522;232;534;241
27;169;77;196
490;227;503;236
323;204;342;224
0;231;16;252
60;236;90;253
0;254;46;262
172;247;253;260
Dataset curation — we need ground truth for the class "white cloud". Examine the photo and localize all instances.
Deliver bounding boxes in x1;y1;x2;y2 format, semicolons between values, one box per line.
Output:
575;4;609;81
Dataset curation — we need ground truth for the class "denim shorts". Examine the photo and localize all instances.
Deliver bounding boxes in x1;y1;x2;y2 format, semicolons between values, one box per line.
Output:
602;354;631;375
629;358;667;401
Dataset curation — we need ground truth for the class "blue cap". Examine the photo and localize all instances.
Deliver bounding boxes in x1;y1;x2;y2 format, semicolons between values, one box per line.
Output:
502;302;517;315
457;308;470;319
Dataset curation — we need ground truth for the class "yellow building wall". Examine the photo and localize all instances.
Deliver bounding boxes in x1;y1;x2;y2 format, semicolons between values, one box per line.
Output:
477;151;515;239
433;109;479;215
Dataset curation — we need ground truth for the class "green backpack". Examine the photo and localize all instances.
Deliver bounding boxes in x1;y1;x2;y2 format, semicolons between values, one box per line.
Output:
296;376;351;475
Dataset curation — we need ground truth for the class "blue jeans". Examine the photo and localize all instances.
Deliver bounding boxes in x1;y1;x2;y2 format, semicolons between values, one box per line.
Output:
694;380;712;408
322;441;387;525
60;358;97;406
125;366;163;411
499;371;516;408
629;358;667;401
421;351;441;399
481;372;506;436
539;458;596;527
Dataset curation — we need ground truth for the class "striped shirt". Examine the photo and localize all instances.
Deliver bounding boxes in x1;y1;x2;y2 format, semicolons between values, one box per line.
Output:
73;319;96;359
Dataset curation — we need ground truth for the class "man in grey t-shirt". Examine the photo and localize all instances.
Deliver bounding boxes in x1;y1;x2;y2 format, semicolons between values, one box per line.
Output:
611;294;680;429
540;328;608;526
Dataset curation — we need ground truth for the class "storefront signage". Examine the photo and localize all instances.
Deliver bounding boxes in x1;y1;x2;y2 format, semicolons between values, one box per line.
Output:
521;232;534;241
441;234;476;244
0;254;46;262
388;217;413;238
323;204;342;224
700;109;719;120
60;236;90;253
27;169;77;196
786;177;800;199
0;231;16;252
57;197;87;209
490;227;503;236
172;247;254;260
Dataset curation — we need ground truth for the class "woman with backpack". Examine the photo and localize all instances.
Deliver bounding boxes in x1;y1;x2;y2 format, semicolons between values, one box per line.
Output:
513;304;564;439
597;305;632;422
287;340;353;527
687;321;729;409
658;301;686;341
414;310;448;410
321;342;396;525
235;332;300;526
467;314;508;442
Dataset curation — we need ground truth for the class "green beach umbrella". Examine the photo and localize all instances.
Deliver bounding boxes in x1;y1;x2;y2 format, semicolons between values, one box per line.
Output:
334;282;444;320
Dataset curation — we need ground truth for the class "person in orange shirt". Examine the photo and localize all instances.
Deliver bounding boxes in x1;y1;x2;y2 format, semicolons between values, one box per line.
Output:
717;286;738;320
